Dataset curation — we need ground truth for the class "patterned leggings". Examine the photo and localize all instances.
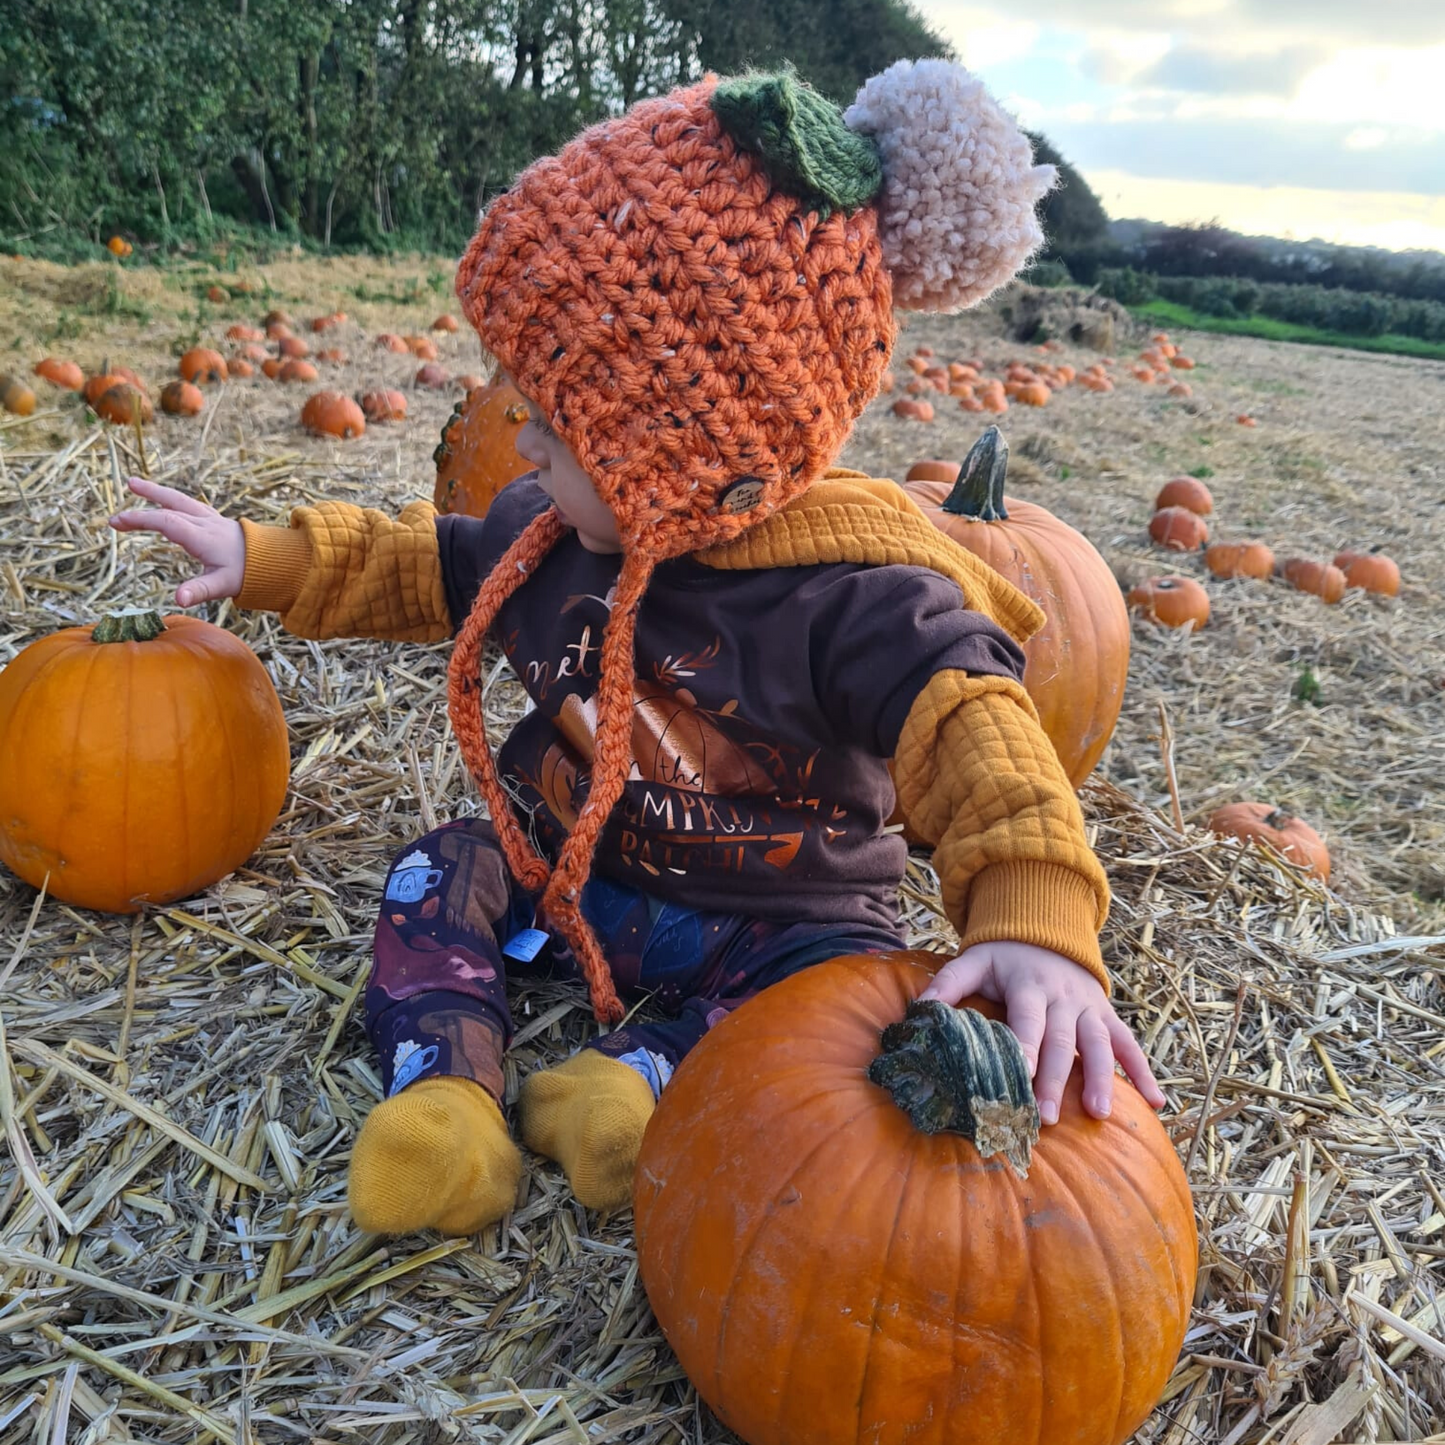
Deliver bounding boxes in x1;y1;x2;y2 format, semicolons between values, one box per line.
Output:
365;818;903;1103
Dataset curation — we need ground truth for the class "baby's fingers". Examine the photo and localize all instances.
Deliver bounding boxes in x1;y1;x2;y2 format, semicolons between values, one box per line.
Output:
123;476;217;518
1107;1014;1167;1109
108;507;213;562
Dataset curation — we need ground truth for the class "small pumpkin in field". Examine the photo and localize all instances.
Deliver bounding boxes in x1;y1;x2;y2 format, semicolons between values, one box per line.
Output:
278;359;319;384
94;383;153;426
1;375;37;416
106;235;132;258
277;334;310;360
160;380;204;416
1333;550;1400;597
408;335;440;361
415;362;451;389
1205;541;1274;580
266;320;294;341
891;398;934;421
1282;557;1345;604
1235;414;1257;427
83;364;143;410
903;429;1130;788
1155;477;1212;515
358;388;407;423
301;391;366;439
1127;575;1209;630
455;372;485;393
1149;506;1208;551
431;314;459;332
227;324;264;343
263;308;292;328
374;332;410;353
34;358;85;391
433;378;532;518
205;284;229;303
635;952;1197;1445
0;610;290;912
179;348;228;385
1208;803;1329;882
261;358;284;380
230;358;255;379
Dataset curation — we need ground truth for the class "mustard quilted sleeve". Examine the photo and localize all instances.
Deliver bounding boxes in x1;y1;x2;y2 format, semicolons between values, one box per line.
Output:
236;500;451;642
893;669;1111;988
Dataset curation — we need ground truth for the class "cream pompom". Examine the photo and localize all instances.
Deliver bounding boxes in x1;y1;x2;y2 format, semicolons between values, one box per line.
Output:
844;58;1056;313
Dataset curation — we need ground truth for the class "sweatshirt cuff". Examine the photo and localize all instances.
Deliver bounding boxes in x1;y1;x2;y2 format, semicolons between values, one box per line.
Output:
958;860;1109;991
236;518;313;614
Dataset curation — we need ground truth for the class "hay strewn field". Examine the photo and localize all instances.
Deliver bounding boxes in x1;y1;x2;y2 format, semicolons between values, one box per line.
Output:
1;253;1443;1445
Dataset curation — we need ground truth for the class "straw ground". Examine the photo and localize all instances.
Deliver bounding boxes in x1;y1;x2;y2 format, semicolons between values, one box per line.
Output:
1;254;1443;1444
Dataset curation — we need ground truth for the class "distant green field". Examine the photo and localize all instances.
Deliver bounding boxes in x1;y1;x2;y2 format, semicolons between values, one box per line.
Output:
1136;299;1445;362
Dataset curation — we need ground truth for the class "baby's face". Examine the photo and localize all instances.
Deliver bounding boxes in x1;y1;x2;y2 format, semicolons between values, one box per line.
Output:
510;379;622;554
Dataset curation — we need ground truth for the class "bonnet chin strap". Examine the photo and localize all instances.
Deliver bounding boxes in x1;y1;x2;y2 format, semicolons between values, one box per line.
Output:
448;523;655;1025
536;548;657;1025
448;507;565;894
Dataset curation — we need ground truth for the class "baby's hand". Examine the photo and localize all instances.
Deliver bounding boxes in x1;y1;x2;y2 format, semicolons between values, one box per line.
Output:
109;477;246;607
918;941;1166;1126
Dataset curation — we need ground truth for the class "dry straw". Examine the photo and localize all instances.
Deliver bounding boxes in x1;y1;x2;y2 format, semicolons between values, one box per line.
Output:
1;271;1443;1443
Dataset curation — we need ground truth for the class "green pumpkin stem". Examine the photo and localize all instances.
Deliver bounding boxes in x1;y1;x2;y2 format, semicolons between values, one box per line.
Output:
941;425;1010;522
92;608;167;644
869;998;1040;1177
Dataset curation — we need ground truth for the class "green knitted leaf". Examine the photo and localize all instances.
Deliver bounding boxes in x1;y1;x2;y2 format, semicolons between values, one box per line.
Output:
712;71;882;218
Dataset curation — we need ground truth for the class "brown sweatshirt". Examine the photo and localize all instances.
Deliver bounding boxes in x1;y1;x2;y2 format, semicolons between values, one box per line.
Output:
238;469;1111;985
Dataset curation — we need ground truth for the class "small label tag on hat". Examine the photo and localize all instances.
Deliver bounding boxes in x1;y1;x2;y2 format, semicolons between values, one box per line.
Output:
716;477;765;514
502;927;549;962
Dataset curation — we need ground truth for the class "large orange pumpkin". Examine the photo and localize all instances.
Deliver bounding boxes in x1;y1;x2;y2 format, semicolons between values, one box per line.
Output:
432;378;533;518
0;610;290;912
635;952;1197;1445
902;428;1130;787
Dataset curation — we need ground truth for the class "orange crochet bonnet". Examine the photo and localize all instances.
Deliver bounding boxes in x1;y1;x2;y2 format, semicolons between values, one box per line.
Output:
449;62;1055;1022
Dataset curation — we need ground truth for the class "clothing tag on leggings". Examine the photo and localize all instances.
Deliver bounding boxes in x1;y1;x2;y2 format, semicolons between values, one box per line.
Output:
502;927;549;963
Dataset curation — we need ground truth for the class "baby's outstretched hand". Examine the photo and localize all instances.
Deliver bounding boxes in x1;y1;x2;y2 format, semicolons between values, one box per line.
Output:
109;476;246;607
918;941;1166;1126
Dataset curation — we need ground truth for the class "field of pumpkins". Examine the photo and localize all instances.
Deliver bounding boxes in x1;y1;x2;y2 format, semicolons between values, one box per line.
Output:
0;250;1443;1445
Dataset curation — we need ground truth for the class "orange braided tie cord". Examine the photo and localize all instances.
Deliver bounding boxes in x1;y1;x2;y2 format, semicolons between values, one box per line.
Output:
537;550;656;1024
446;507;566;894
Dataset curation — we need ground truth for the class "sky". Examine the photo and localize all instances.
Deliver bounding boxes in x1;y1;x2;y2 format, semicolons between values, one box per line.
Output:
911;0;1445;253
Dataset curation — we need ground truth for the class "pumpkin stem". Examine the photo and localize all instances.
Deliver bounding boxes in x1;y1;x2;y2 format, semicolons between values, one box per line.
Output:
868;998;1040;1177
92;608;166;644
939;425;1009;521
1263;806;1296;830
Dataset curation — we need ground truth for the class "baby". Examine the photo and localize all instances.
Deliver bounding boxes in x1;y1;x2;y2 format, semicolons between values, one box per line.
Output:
112;62;1163;1236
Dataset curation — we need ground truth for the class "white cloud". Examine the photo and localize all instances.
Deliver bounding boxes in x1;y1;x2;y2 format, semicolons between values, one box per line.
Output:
1292;46;1445;129
916;4;1040;68
1344;128;1390;152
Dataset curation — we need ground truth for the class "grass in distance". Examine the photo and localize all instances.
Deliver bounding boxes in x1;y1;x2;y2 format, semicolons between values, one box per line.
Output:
1136;298;1445;363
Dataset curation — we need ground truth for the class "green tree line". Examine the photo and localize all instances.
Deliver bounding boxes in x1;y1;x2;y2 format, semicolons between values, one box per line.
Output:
1;0;962;255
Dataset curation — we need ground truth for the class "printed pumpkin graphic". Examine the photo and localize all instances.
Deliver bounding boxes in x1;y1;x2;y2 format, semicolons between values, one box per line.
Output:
539;677;775;828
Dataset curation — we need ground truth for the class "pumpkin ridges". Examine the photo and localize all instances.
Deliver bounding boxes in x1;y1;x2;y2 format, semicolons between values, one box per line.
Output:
903;432;1129;787
0;616;289;912
635;953;1197;1445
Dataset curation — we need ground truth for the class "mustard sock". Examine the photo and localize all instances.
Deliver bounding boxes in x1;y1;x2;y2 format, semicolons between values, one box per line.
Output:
348;1076;522;1237
519;1050;657;1211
